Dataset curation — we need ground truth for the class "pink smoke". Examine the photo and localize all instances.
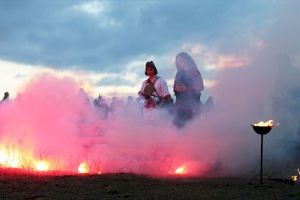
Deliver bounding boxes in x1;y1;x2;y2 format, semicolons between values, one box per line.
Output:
0;73;229;177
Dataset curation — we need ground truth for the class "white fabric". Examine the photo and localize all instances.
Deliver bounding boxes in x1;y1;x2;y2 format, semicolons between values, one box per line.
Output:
139;76;170;99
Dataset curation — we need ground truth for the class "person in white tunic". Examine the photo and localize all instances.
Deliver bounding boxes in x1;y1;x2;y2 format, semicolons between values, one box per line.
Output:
138;61;173;109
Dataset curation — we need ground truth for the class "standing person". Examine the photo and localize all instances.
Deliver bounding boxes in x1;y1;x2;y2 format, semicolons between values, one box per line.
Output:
94;94;109;119
138;61;173;109
173;52;204;127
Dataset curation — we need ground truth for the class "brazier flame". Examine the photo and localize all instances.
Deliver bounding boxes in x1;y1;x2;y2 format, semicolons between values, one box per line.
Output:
251;120;278;135
252;120;279;127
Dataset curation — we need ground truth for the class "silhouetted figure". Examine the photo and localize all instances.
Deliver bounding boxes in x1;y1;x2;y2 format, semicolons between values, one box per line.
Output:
173;52;204;128
1;92;9;102
94;94;109;119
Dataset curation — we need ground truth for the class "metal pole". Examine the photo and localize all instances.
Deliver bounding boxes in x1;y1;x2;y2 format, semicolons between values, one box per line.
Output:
260;134;263;184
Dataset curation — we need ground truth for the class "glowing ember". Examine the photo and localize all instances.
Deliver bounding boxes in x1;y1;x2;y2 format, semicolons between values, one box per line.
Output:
175;166;187;175
291;168;300;183
35;160;50;171
253;120;278;127
78;162;89;174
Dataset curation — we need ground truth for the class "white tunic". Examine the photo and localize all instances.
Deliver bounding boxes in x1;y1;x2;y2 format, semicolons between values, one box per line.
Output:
139;76;170;101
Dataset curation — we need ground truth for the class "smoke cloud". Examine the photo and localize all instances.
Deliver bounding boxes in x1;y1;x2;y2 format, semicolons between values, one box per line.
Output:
0;73;245;177
1;2;300;178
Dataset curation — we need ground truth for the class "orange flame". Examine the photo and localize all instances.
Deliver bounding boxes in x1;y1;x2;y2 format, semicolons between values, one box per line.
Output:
253;120;279;127
0;144;56;173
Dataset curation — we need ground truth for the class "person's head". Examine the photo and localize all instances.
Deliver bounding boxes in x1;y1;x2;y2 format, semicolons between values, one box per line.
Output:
3;92;9;100
1;92;9;102
145;61;158;76
175;52;198;71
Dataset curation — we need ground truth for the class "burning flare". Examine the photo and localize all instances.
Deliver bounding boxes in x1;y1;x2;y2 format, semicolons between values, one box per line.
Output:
168;165;188;175
0;147;22;168
35;160;50;171
78;162;89;174
175;166;187;175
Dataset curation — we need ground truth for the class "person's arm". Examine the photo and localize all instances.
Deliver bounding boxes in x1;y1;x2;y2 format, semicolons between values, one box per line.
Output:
174;83;192;92
174;71;193;93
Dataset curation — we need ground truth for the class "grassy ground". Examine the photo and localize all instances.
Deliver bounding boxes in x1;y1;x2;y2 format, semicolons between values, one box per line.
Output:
1;169;300;200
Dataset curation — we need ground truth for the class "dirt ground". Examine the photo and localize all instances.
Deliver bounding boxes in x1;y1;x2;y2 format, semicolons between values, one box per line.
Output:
1;169;300;200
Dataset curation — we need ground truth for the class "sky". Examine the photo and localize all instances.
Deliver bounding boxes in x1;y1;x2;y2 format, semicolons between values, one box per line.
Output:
0;0;296;99
0;0;300;176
